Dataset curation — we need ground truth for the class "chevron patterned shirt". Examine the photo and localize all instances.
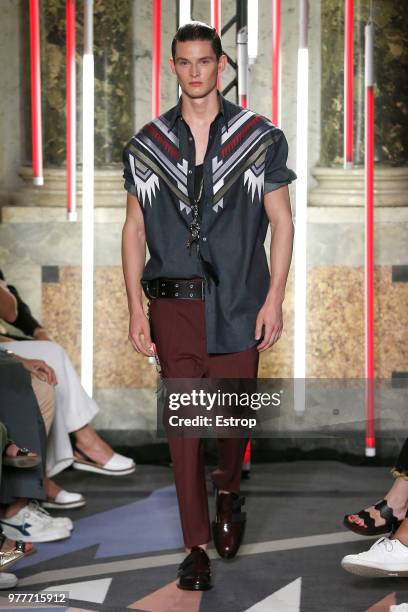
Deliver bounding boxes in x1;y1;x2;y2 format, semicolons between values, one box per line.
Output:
122;92;296;354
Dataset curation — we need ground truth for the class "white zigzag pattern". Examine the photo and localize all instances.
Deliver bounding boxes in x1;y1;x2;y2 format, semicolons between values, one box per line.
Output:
244;167;264;203
135;172;160;208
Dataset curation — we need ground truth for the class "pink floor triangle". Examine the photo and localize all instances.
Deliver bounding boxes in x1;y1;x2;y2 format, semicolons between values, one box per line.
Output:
365;592;397;612
128;580;203;612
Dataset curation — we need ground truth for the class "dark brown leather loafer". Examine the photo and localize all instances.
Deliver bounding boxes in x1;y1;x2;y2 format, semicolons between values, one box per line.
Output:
212;489;246;559
177;546;212;591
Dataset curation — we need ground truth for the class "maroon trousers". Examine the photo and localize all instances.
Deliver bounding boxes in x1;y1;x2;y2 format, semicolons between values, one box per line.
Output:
149;296;259;548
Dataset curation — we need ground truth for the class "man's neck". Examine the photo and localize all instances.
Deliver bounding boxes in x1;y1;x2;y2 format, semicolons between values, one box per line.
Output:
181;88;220;126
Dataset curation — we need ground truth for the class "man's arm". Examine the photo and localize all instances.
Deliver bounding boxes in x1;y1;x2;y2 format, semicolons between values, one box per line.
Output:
255;185;294;351
121;192;154;357
5;283;50;339
0;281;17;323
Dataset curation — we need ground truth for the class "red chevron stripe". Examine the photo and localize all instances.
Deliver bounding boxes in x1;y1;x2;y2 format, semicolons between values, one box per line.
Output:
145;124;180;160
221;114;263;158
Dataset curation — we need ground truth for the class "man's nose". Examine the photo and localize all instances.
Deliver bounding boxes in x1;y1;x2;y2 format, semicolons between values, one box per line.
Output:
190;64;200;77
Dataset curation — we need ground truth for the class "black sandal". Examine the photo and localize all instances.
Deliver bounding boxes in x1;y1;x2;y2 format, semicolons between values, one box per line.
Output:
3;440;41;469
344;499;403;536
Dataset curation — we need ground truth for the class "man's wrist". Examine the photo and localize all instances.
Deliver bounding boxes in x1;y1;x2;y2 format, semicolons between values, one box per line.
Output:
266;286;285;304
130;302;145;316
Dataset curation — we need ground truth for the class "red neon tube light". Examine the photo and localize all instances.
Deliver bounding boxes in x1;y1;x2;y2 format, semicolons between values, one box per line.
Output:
66;0;76;220
344;0;354;168
364;22;375;456
211;0;221;89
29;0;43;185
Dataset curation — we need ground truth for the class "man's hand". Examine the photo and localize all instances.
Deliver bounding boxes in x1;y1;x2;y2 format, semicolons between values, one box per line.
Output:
128;307;155;357
15;356;57;385
255;294;283;352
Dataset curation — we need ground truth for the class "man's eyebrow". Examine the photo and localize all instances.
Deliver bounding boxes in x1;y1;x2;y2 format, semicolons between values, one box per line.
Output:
175;56;214;61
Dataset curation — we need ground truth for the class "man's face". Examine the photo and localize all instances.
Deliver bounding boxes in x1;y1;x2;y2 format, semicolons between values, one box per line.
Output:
169;39;226;99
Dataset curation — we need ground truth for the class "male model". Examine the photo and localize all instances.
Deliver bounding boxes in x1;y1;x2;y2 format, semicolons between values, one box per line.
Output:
122;21;296;590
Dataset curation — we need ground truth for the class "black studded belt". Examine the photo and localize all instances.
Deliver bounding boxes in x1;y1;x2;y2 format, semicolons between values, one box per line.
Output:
141;278;205;300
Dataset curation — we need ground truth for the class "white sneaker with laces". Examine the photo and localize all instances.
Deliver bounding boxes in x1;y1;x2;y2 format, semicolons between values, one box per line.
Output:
29;501;73;531
0;502;71;543
341;536;408;577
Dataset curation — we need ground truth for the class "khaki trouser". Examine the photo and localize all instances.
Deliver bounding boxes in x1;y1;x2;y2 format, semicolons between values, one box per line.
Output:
30;375;55;434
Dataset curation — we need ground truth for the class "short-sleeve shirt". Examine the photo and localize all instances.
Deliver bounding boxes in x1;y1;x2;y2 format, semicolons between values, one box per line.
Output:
122;92;296;354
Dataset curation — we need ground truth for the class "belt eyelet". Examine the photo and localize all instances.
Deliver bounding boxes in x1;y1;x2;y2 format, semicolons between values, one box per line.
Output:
189;292;193;297
175;292;179;297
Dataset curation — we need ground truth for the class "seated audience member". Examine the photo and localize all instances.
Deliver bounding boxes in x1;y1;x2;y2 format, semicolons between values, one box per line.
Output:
0;344;73;543
0;271;135;510
344;439;408;536
0;420;37;590
342;438;408;576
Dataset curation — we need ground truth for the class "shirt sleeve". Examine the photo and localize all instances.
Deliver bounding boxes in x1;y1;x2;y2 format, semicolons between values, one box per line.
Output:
122;143;138;197
264;129;297;193
6;284;41;337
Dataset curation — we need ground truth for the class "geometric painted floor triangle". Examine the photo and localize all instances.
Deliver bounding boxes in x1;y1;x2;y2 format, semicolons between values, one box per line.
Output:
244;577;301;612
128;580;202;612
365;592;397;612
17;485;183;570
42;577;112;604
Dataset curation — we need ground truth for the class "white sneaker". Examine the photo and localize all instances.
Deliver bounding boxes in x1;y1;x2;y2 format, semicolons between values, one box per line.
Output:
391;605;408;611
29;501;74;531
0;572;18;589
341;537;408;577
0;502;71;543
42;489;85;510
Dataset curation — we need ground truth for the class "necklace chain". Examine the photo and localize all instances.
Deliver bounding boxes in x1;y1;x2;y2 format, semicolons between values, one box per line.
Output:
186;172;203;248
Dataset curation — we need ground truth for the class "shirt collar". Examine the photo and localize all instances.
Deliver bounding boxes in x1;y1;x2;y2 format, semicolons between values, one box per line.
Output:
167;90;230;133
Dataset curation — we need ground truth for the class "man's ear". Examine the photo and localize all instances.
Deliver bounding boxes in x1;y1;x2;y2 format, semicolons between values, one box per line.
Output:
169;57;176;74
218;54;227;74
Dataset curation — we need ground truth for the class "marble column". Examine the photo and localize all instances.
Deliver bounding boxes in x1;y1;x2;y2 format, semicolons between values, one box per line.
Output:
17;0;134;207
311;0;408;207
34;0;134;166
320;0;408;168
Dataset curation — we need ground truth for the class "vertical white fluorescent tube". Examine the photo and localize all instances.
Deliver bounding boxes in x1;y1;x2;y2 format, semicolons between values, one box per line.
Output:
81;0;94;396
179;0;191;26
247;0;258;64
294;0;309;414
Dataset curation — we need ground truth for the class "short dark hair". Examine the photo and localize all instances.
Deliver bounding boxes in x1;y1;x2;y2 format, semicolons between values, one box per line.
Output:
171;21;223;60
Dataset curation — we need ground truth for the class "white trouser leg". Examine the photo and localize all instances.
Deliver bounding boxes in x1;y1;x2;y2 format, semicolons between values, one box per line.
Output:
0;340;99;477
